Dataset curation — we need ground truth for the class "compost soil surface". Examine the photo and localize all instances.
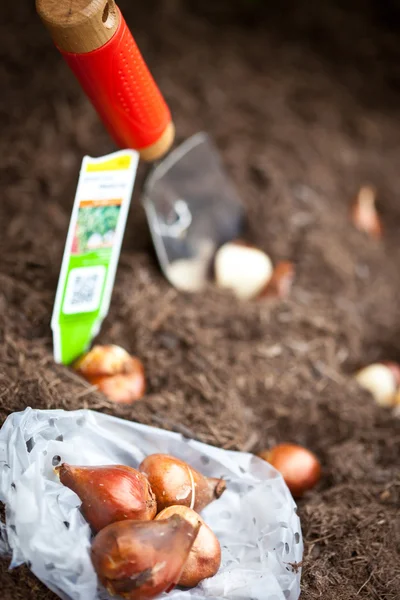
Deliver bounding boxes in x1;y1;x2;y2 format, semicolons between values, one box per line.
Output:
1;0;400;598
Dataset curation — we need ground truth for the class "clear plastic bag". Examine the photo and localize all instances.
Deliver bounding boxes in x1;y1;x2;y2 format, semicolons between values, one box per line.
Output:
0;408;303;600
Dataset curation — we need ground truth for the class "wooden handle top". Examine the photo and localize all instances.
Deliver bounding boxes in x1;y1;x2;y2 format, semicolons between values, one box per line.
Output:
36;0;119;53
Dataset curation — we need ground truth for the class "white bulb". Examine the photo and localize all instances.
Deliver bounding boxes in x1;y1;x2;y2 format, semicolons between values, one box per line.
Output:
355;364;397;407
214;242;273;300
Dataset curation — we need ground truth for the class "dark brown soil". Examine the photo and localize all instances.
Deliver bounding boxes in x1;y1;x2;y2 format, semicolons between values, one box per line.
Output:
1;0;400;598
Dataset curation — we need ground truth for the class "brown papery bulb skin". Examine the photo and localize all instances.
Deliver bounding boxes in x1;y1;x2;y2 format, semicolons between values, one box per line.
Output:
139;454;226;513
259;261;295;300
156;505;221;588
74;344;134;377
57;463;156;531
258;444;321;498
91;515;201;599
351;185;382;240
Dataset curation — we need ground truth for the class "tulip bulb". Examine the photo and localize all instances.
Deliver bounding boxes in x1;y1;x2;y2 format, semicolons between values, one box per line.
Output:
74;344;133;377
56;463;156;531
214;241;273;300
156;506;221;588
351;185;382;239
258;443;321;497
139;454;226;513
354;363;398;407
74;345;146;404
87;370;146;405
91;515;201;599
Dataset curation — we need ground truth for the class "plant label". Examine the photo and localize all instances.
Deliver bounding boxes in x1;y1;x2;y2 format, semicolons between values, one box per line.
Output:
51;150;139;365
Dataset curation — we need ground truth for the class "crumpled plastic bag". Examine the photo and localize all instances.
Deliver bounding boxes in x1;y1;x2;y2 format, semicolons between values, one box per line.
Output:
0;408;303;600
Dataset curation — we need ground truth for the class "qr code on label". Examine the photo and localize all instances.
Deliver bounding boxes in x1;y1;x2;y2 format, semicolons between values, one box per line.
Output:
63;266;106;314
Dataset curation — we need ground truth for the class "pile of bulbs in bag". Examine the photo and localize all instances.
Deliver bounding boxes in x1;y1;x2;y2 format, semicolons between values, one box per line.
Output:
56;453;225;598
0;409;303;600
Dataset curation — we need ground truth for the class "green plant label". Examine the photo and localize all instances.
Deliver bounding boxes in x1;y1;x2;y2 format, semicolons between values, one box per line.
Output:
51;150;139;365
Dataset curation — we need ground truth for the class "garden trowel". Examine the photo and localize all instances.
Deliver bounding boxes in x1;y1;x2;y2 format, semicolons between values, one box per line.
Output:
37;0;244;292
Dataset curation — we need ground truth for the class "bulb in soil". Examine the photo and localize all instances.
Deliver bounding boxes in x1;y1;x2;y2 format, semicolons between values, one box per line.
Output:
139;454;226;513
74;345;134;377
260;261;295;299
74;345;146;404
56;463;156;532
91;515;201;599
214;241;273;300
155;506;221;588
88;368;146;404
354;363;398;407
258;443;321;498
351;185;382;239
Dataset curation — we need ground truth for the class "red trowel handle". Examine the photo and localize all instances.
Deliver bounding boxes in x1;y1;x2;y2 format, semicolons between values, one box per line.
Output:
36;0;174;161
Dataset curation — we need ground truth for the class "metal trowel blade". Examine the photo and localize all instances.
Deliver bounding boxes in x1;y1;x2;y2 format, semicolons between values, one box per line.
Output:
142;132;245;292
